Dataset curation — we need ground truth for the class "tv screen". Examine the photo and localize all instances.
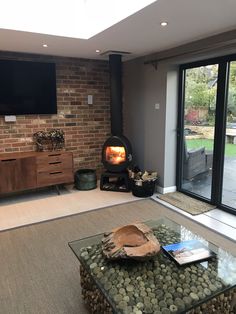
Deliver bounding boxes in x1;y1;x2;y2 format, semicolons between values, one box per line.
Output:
0;59;57;115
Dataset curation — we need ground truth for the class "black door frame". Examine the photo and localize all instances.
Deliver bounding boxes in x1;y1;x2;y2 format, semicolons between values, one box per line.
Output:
177;53;236;214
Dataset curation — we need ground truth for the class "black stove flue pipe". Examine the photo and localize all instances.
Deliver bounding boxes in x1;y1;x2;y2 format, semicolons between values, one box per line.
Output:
109;54;123;136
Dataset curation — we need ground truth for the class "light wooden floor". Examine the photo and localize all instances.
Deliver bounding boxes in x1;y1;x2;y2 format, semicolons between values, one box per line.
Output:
1;199;236;314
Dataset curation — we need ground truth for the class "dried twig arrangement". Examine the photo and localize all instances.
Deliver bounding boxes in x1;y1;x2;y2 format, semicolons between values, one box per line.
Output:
33;129;65;151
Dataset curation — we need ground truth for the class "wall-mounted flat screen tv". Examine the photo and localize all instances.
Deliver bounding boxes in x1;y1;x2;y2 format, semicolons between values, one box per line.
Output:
0;59;57;115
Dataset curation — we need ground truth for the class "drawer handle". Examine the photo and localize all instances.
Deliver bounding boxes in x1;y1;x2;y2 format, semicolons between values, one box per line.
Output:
1;159;16;162
50;171;62;175
49;161;62;165
48;153;61;157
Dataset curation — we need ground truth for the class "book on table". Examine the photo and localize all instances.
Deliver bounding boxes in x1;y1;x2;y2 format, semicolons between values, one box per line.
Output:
162;239;215;266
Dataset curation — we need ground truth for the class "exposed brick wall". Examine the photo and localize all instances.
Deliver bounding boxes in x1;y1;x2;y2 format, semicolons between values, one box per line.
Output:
0;51;111;174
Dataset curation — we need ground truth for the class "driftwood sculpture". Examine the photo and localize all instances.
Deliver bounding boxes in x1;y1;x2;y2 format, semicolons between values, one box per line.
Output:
102;222;160;261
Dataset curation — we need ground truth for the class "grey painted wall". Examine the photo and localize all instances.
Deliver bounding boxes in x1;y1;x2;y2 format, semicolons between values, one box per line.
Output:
164;69;178;187
123;58;174;188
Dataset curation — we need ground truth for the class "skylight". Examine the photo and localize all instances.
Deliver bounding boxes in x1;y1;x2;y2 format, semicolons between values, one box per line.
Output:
0;0;156;39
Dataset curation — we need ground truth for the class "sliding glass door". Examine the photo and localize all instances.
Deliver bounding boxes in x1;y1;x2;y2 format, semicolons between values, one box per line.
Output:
181;64;218;200
178;56;236;213
222;61;236;209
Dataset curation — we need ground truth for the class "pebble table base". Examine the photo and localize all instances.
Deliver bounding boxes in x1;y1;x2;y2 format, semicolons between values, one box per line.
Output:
80;265;236;314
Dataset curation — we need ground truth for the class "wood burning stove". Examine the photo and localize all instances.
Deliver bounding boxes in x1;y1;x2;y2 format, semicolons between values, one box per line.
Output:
100;135;132;192
100;54;132;192
102;135;132;173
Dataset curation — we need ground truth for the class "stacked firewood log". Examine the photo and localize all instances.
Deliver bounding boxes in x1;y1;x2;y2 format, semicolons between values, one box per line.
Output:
128;168;158;183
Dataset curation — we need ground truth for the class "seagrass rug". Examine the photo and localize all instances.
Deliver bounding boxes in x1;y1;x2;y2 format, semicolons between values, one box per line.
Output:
158;191;216;215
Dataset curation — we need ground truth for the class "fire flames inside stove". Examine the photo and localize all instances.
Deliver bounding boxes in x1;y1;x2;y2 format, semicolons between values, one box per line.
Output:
105;146;126;165
101;135;132;192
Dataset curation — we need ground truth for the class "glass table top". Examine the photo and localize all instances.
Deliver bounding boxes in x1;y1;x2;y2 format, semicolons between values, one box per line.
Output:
69;217;236;314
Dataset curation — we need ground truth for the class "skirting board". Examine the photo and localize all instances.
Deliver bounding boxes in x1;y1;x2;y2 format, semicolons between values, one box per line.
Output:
156;185;176;194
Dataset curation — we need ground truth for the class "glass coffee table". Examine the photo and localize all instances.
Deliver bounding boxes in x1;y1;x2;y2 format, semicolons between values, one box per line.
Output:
69;218;236;314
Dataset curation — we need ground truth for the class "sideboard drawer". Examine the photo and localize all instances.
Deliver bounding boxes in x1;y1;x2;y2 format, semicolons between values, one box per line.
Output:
37;152;72;167
37;159;73;173
37;169;73;187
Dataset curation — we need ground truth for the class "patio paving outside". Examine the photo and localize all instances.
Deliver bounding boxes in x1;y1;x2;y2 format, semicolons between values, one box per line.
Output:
182;157;236;210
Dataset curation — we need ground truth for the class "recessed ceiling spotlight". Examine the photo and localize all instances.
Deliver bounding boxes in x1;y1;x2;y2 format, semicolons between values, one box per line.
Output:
95;49;100;53
160;21;168;27
43;44;48;48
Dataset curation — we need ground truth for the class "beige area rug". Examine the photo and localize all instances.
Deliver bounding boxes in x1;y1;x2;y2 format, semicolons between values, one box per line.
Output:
158;191;216;215
0;187;140;231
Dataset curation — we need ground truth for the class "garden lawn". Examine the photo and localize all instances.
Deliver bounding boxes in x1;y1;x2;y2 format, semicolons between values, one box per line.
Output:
186;139;236;157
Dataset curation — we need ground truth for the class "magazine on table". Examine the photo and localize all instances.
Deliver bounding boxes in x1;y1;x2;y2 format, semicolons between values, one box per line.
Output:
162;239;216;266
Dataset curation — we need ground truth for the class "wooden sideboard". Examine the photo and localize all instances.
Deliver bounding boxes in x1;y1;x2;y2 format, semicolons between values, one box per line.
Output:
0;151;74;194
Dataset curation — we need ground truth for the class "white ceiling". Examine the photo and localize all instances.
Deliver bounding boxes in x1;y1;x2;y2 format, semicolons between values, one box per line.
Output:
1;0;236;62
